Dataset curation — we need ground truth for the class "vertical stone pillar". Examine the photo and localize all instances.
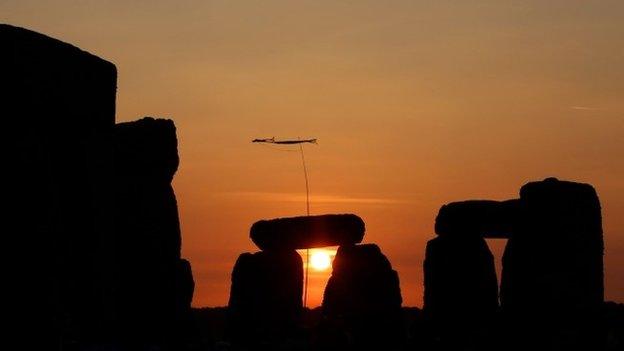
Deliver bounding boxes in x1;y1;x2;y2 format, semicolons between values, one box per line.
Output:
2;24;116;349
501;178;604;349
228;250;303;345
114;117;194;347
322;244;404;349
423;236;498;347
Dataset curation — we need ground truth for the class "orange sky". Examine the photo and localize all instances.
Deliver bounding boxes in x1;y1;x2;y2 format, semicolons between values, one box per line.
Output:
3;1;623;307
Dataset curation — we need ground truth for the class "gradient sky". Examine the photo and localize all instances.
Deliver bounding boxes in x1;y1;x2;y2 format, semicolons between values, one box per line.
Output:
3;0;623;307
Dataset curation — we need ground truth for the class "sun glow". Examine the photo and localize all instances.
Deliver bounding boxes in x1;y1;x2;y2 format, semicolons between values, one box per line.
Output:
309;250;332;271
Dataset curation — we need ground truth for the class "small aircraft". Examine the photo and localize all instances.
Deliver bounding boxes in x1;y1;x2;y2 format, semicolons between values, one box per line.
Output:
252;137;317;145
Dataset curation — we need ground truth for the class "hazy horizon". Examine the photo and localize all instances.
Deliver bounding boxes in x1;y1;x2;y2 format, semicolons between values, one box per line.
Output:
3;0;623;307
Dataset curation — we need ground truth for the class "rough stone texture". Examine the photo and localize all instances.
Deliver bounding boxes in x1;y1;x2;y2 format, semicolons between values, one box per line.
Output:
228;250;303;344
322;244;404;349
250;214;365;250
423;236;499;347
501;177;604;349
2;24;117;348
435;199;519;238
114;117;194;346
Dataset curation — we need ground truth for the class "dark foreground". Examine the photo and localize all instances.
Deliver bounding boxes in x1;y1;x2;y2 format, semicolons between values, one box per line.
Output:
4;22;623;351
189;303;624;351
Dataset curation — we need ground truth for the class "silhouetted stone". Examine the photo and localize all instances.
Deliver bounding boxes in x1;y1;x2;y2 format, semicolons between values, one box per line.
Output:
423;236;498;348
2;24;117;348
228;249;303;344
115;117;179;183
603;301;624;351
174;259;196;345
322;244;404;349
501;177;604;349
250;214;365;250
435;199;519;238
114;117;193;346
3;24;196;349
176;259;195;313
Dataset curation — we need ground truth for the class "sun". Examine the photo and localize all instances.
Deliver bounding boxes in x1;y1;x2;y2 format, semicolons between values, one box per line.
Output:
310;250;332;271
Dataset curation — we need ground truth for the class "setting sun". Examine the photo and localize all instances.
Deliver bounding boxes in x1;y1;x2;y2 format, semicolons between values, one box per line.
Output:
310;250;332;271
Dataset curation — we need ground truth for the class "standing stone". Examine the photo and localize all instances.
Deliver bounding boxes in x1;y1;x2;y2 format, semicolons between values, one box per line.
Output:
500;177;604;349
176;259;195;317
114;117;194;347
322;244;403;349
228;250;303;345
174;259;196;345
423;236;499;347
2;24;116;349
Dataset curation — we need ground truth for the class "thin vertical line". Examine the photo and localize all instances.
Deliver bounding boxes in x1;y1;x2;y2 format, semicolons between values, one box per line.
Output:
299;141;310;308
299;142;310;216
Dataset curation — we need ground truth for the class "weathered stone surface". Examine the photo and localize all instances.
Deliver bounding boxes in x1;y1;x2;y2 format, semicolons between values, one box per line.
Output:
2;24;117;348
423;236;498;324
228;250;303;343
435;199;519;238
114;117;193;346
322;244;404;348
501;177;604;349
250;214;365;250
